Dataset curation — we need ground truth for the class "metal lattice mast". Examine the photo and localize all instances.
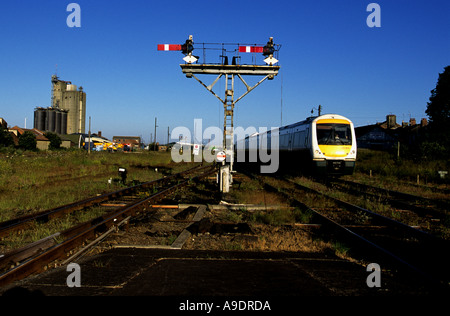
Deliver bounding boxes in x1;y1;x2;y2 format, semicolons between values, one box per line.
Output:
224;73;235;170
158;36;280;177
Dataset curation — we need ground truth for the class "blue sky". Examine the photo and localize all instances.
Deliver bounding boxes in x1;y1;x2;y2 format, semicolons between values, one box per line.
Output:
0;0;449;143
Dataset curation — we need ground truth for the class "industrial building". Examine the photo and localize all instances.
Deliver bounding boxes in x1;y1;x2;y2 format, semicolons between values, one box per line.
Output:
33;107;68;135
112;136;142;150
9;126;50;151
33;75;86;135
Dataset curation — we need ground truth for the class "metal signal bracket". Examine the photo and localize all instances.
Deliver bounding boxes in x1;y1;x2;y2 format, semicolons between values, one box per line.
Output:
180;62;280;177
159;36;281;185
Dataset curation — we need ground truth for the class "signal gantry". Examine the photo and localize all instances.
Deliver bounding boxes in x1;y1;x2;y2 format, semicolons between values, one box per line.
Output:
158;35;281;190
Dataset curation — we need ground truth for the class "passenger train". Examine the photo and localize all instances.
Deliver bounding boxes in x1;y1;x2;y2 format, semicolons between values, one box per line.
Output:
235;114;357;175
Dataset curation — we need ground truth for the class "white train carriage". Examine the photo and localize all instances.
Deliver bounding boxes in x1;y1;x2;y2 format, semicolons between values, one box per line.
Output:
236;114;357;175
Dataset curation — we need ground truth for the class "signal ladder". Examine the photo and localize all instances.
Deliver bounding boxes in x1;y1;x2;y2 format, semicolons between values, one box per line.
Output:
224;74;235;157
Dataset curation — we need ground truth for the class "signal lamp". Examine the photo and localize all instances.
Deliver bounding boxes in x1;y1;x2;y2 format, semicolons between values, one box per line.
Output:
263;37;275;57
181;35;194;55
118;167;127;185
181;43;193;55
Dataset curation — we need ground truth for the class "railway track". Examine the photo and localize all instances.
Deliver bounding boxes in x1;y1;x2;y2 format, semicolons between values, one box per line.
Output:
0;164;216;287
328;177;450;221
242;171;450;292
0;164;208;239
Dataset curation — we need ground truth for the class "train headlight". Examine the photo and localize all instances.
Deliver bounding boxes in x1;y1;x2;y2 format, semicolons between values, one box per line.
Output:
315;150;322;155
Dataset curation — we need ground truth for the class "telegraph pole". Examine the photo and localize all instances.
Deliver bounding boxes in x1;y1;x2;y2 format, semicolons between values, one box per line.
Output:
88;116;91;155
167;126;170;146
154;117;158;151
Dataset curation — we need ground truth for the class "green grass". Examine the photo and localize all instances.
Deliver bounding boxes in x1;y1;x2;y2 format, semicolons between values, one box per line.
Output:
354;149;450;185
223;207;314;226
0;150;179;222
0;149;191;253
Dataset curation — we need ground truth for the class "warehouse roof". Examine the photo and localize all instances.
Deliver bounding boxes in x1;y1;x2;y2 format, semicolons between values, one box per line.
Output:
9;126;49;141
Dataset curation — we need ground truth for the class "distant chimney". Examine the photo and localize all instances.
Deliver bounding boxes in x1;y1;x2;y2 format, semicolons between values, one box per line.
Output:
386;115;396;129
98;131;102;138
420;118;427;127
409;118;416;126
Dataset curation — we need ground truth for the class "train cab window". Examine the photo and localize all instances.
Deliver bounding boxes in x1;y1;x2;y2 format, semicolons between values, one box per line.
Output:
316;124;352;145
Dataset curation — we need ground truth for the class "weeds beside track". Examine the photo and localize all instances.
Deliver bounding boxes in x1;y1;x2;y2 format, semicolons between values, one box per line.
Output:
0;164;216;287
241;171;450;292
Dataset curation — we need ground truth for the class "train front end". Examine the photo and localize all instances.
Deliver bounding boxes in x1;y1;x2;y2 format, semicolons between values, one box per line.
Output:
311;115;357;175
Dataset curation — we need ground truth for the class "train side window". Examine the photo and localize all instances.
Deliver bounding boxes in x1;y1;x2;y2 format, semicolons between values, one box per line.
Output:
294;131;305;148
280;134;288;149
293;132;300;148
300;131;306;148
304;128;309;146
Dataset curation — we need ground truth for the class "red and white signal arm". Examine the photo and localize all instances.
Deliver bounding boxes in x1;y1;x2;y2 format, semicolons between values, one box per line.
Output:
157;44;182;51
216;151;226;162
239;46;264;53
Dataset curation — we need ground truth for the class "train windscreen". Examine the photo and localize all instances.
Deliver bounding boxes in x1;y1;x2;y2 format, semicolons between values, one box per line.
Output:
316;123;352;145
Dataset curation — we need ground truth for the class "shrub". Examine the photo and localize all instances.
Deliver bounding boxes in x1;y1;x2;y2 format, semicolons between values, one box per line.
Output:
0;126;14;148
18;131;37;151
44;132;62;150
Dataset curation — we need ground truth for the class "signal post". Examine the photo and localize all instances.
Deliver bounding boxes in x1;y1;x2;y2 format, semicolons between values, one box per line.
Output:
159;36;280;191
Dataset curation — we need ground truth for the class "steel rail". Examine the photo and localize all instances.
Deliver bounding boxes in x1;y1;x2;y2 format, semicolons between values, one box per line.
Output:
292;179;450;289
0;164;207;238
0;165;216;287
331;178;449;217
289;179;442;244
245;172;449;291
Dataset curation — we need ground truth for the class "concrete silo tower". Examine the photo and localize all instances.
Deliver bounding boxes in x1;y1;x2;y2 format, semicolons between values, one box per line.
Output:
51;75;86;134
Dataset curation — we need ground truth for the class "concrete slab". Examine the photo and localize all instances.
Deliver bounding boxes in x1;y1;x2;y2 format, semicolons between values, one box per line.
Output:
1;248;381;297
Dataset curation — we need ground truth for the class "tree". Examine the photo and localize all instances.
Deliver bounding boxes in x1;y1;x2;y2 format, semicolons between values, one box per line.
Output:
426;66;450;133
18;131;37;151
0;126;14;148
44;132;62;150
424;66;450;158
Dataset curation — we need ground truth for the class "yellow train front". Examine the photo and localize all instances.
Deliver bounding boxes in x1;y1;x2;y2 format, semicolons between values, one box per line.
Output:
309;114;356;175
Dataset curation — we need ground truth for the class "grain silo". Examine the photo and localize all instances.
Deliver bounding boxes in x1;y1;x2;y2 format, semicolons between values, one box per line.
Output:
33;107;46;131
33;76;86;134
55;110;62;134
61;110;68;135
51;75;86;134
34;107;69;134
46;108;56;132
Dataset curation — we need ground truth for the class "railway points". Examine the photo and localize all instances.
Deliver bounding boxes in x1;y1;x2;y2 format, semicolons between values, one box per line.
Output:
1;162;448;298
245;172;450;291
0;165;216;288
0;115;448;298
